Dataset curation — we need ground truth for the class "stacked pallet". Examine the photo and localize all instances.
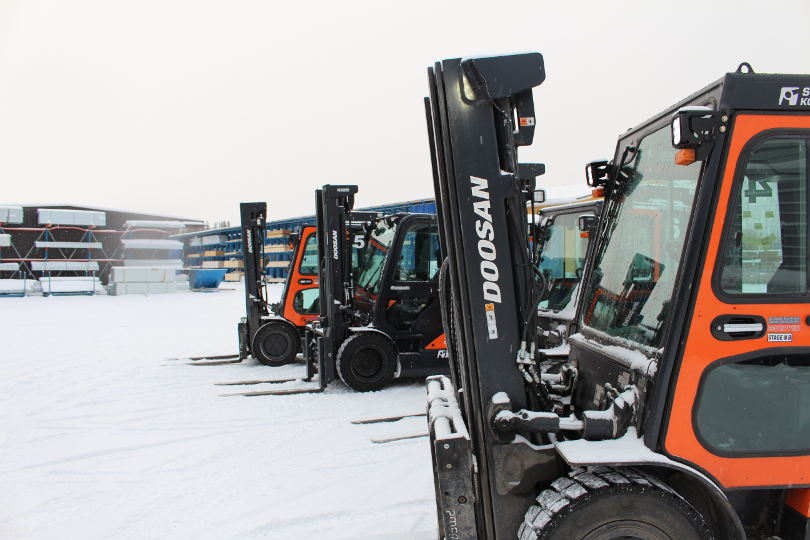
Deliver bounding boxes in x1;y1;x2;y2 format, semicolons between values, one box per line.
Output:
40;276;105;294
112;221;189;295
107;266;183;295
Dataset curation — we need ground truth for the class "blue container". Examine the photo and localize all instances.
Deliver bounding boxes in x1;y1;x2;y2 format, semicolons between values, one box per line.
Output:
188;269;227;290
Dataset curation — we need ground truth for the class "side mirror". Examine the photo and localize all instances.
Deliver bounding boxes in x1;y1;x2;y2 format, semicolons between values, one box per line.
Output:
585;160;611;187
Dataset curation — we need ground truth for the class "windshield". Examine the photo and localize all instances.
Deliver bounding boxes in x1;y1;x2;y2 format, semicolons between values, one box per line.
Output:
582;125;702;349
537;211;593;313
355;219;397;299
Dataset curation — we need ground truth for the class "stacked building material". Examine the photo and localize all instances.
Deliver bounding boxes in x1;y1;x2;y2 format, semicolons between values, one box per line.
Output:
34;209;104;295
40;276;105;294
107;266;181;295
109;221;190;295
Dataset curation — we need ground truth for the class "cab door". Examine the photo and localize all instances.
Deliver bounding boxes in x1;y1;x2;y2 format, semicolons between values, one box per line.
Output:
282;226;321;326
664;114;810;489
377;219;444;362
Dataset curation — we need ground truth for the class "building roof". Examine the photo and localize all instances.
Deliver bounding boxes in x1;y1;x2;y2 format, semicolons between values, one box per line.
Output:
5;203;204;223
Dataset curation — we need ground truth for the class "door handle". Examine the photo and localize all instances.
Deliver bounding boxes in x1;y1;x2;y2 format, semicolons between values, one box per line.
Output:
710;315;766;341
723;323;763;333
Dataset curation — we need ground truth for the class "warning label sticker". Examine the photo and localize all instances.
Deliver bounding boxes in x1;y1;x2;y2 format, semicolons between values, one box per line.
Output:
768;333;793;342
519;117;535;126
485;303;498;339
768;316;801;333
769;316;800;324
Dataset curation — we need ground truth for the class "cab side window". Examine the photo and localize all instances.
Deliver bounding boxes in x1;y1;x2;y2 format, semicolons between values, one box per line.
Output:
394;223;440;282
720;137;807;296
298;234;318;276
696;352;810;454
292;288;320;314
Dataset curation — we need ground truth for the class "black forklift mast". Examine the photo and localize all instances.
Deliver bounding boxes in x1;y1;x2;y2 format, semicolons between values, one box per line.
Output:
238;202;269;361
304;185;379;385
425;53;548;539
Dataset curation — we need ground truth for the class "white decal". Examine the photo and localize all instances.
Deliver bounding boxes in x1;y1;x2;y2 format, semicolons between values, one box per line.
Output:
768;333;793;342
470;176;501;305
779;87;810;106
331;230;339;259
246;229;253;253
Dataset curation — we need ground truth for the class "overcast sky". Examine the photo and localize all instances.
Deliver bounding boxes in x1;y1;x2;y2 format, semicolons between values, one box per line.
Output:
2;0;809;225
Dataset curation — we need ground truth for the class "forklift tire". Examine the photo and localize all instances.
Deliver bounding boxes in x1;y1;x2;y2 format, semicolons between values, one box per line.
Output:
518;466;712;540
336;333;397;392
252;322;299;367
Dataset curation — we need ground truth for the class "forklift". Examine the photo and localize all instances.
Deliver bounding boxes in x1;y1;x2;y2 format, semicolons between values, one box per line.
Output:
237;201;367;366
423;52;810;540
239;185;449;395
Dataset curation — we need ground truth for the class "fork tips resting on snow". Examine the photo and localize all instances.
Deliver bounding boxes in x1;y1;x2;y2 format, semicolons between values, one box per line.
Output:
349;411;427;424
370;430;429;444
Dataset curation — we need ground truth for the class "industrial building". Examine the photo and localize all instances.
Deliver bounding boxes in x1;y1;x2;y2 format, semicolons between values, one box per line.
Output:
0;204;204;292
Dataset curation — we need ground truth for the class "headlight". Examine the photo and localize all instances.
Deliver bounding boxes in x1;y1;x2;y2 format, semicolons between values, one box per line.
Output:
672;116;682;147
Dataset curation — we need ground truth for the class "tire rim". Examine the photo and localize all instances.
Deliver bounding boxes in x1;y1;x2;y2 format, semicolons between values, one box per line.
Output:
262;331;291;359
582;520;674;540
352;344;386;381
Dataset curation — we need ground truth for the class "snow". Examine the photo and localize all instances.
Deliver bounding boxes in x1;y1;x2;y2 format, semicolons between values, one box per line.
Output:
555;428;718;493
538;343;570;357
120;238;184;250
0;279;33;293
570;331;658;377
557;427;666;465
0;283;438;540
427;376;469;441
123;221;196;229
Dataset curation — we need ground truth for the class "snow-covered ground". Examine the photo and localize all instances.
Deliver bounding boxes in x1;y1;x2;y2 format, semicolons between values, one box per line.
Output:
0;283;438;540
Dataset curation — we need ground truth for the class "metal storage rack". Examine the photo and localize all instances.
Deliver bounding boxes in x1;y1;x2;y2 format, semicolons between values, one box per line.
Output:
172;198;436;282
0;206;26;297
31;209;107;296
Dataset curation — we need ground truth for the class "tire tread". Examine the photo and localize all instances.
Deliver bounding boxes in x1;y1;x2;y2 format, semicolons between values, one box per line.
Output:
519;466;713;540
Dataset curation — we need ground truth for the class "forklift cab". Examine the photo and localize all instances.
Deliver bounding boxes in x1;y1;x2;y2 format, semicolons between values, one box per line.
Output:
569;71;810;539
349;213;445;368
423;52;810;540
358;215;441;331
279;224;368;325
302;186;447;393
534;201;602;352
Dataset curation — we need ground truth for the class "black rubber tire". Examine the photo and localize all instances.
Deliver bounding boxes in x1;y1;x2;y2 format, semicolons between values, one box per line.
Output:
519;466;713;540
336;333;397;392
252;322;299;367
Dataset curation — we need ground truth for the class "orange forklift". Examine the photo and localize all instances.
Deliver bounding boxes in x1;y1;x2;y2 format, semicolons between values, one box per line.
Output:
423;52;810;540
237;201;367;366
